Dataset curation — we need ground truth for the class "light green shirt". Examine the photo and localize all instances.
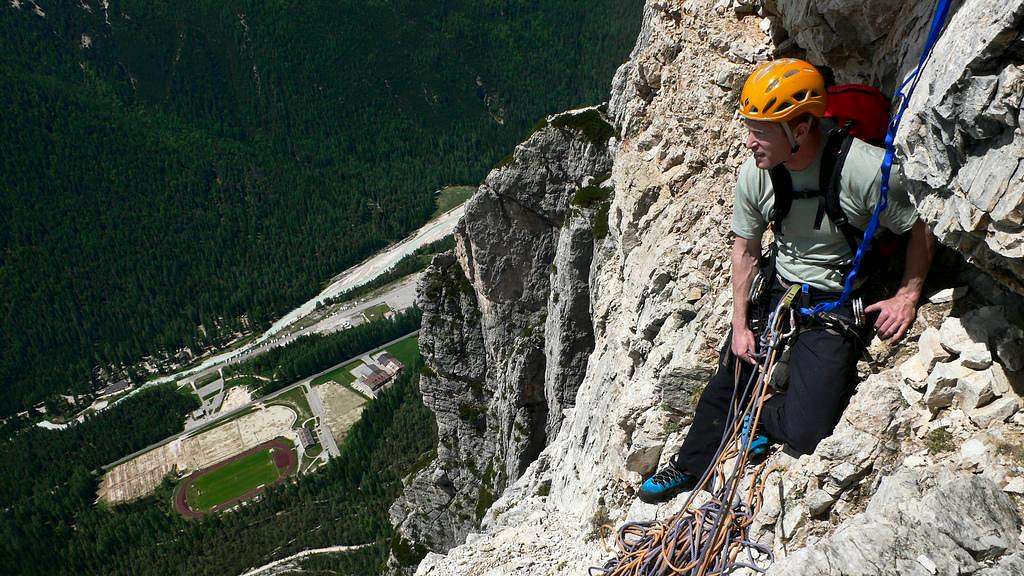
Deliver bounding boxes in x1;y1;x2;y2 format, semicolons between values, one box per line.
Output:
732;138;919;291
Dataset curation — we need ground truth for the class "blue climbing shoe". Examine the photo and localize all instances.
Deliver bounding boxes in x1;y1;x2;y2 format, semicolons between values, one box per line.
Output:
740;413;772;462
638;461;696;504
747;434;770;459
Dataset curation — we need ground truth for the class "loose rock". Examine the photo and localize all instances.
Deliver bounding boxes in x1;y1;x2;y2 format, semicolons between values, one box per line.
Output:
919;327;953;369
927;286;968;304
969;397;1021;428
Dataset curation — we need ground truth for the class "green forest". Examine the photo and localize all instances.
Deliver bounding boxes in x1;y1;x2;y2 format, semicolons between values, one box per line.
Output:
0;359;436;575
0;0;642;416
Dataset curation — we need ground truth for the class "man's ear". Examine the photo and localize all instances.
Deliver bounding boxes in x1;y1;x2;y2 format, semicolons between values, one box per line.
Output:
793;118;811;141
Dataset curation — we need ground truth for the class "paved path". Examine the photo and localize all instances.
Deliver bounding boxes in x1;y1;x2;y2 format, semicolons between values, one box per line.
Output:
305;385;340;458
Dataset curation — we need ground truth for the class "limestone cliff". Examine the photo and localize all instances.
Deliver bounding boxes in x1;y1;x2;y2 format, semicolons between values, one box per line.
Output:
388;106;614;569
399;1;1024;574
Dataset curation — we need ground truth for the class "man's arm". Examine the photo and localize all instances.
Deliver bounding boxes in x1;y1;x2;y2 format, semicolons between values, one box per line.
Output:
731;235;762;363
864;218;936;341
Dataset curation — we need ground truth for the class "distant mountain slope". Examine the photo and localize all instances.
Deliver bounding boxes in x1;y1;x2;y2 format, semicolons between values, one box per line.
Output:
0;0;642;416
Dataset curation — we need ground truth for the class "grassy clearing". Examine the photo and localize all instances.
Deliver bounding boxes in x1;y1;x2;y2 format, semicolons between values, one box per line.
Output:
385;334;420;368
303;443;323;462
267;387;313;424
432;185;475;219
223;374;265;391
362;303;391;322
312;360;365;388
187;449;282;512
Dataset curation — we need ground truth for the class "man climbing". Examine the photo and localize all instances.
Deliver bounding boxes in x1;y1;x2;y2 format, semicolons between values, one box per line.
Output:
638;58;937;504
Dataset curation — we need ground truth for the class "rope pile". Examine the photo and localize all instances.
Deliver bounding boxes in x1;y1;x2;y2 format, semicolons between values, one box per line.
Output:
593;286;802;576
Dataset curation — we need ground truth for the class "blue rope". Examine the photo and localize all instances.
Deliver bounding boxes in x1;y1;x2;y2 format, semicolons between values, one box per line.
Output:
800;0;953;317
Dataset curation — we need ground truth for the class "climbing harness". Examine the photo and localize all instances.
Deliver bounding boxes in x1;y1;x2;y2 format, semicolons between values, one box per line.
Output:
592;286;801;576
595;2;953;573
801;0;953;317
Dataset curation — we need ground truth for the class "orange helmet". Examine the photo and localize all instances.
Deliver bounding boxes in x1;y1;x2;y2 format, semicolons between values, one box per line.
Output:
739;59;827;122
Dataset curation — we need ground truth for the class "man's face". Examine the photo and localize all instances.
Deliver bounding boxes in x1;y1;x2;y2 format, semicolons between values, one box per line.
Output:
743;119;789;169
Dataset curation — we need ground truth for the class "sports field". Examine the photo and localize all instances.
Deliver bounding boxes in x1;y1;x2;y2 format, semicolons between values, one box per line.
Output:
187;450;278;511
432;185;475;219
267;386;313;424
175;438;296;517
99;405;293;504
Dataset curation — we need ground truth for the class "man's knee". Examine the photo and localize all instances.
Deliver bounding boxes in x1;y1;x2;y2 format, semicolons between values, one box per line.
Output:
785;422;837;455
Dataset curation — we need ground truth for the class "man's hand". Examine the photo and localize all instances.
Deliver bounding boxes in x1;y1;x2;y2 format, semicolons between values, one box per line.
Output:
731;325;758;364
866;219;934;343
864;294;917;341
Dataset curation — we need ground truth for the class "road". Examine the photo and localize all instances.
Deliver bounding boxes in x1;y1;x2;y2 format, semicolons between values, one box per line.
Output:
148;204;463;386
238;543;376;576
101;330;419;471
43;202;453;433
42;270;419;431
168;274;420;402
288;273;420;341
265;205;463;337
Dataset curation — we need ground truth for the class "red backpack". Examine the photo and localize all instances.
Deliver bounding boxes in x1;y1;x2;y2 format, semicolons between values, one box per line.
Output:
824;84;891;146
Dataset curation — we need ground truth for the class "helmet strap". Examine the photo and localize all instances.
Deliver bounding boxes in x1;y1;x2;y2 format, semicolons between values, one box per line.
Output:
781;121;800;154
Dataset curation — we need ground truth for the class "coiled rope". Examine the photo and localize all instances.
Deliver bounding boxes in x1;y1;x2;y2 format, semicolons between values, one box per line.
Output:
592;286;801;576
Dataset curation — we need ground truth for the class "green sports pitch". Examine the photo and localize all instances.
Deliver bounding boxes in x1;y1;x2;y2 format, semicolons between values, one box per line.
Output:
186;448;285;512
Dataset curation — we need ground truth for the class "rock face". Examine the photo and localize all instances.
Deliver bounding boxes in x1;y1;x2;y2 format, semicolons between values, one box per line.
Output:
388;107;614;568
388;252;487;566
771;470;1021;576
403;0;1024;574
769;0;1024;294
901;2;1024;295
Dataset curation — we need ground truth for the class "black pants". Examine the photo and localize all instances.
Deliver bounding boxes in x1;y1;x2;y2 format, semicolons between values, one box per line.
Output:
673;281;865;478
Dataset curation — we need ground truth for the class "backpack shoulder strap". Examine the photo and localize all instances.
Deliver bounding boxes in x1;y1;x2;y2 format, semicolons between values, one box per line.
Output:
819;128;861;257
768;165;793;235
